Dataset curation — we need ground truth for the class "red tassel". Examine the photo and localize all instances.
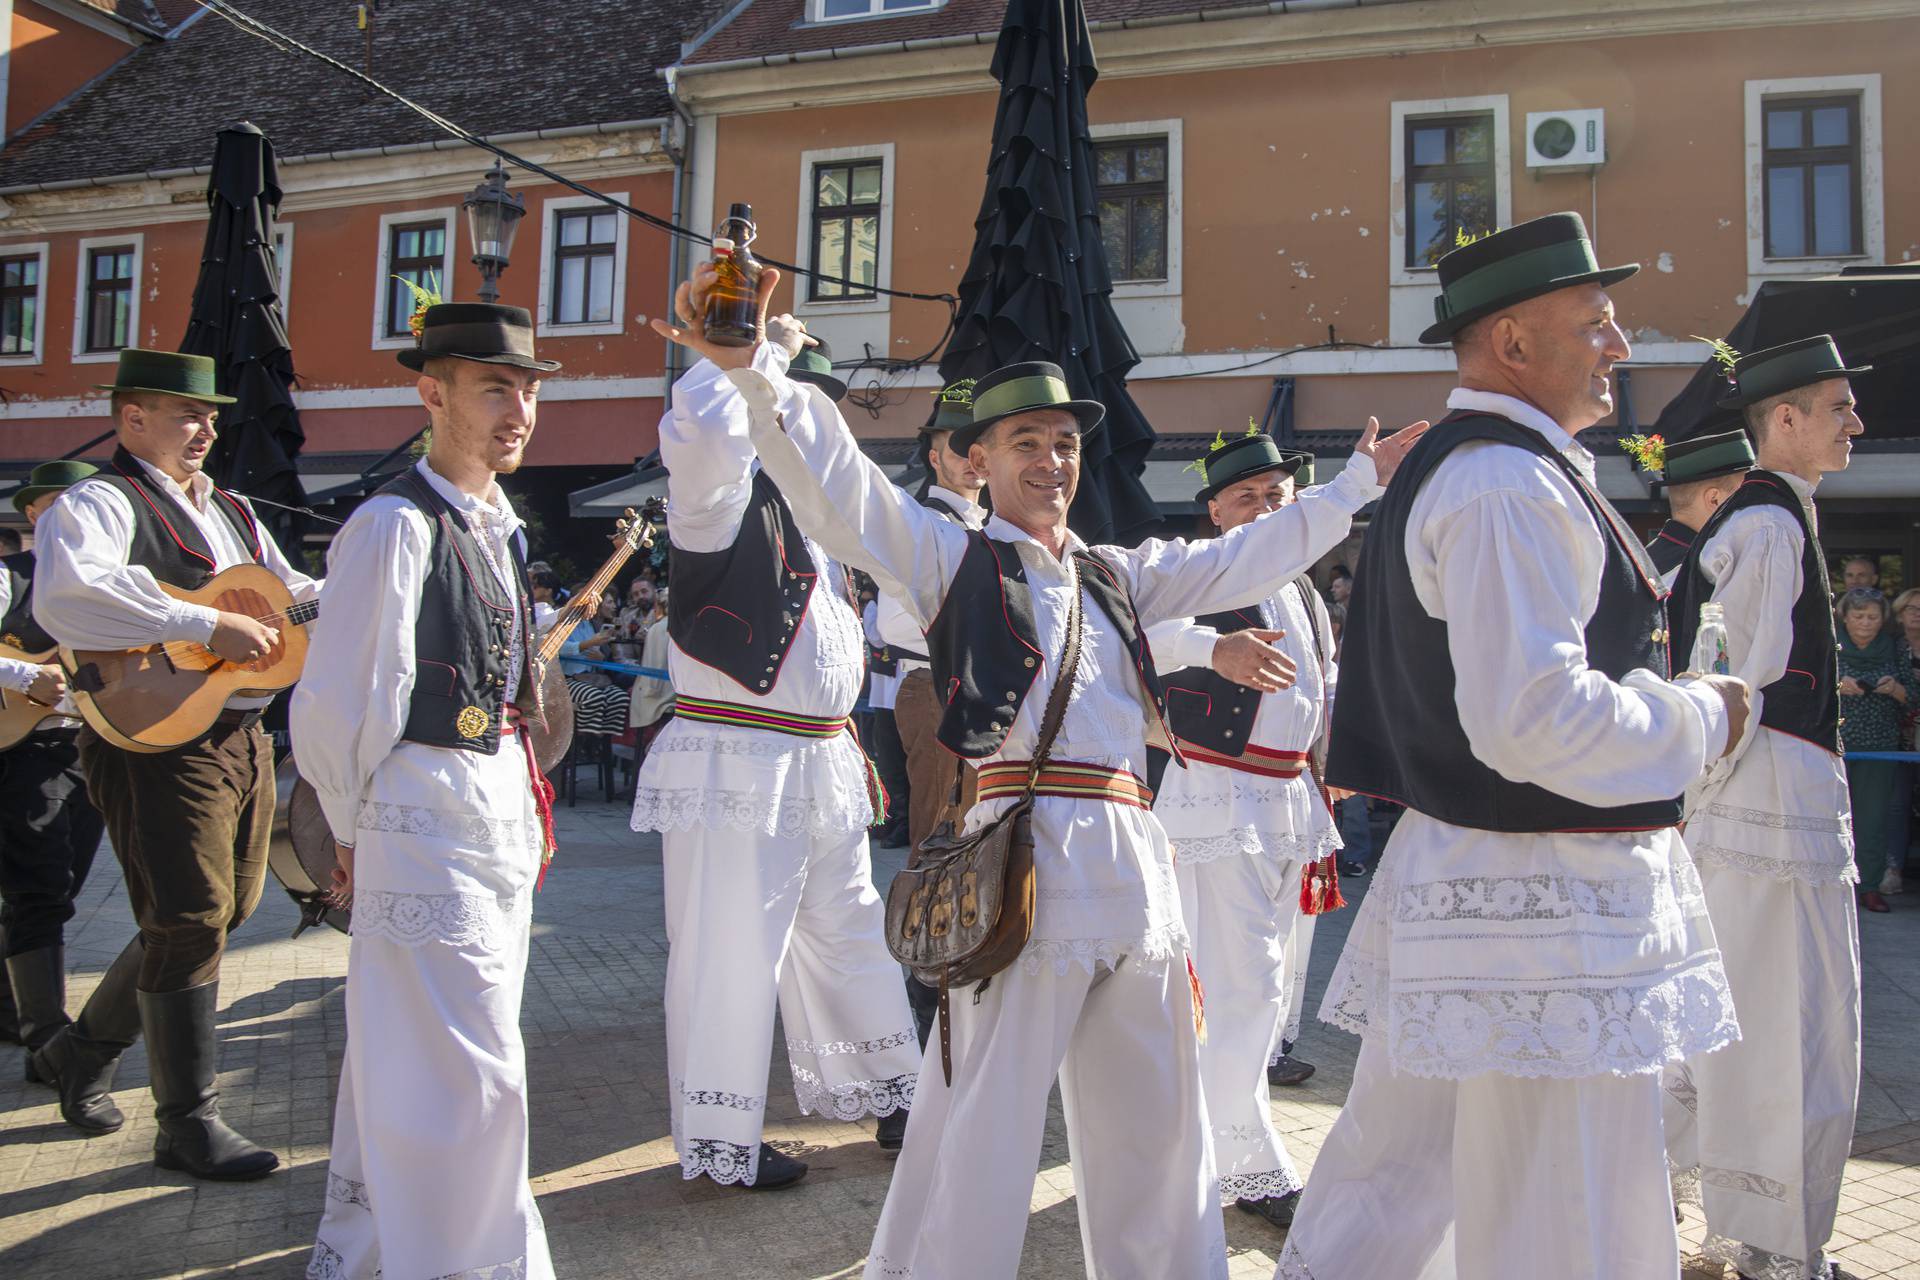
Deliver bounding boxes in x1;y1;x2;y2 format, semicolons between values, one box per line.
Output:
1301;854;1347;916
516;727;560;891
1186;953;1207;1044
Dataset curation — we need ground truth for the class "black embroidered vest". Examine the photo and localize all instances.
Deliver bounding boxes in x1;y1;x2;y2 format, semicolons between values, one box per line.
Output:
1668;470;1840;754
82;446;261;589
0;552;52;653
925;531;1174;760
377;468;533;756
1327;412;1682;833
885;492;974;668
667;470;817;696
1161;581;1327;756
1647;520;1695;580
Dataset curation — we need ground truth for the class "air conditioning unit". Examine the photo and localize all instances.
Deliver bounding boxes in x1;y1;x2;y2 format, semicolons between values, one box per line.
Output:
1525;109;1606;170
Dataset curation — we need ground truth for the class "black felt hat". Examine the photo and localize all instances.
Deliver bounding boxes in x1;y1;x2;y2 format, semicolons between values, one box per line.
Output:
1661;430;1756;485
1419;212;1639;345
949;361;1105;454
396;302;560;373
788;339;846;401
925;378;977;436
1715;334;1871;410
1192;432;1310;503
12;460;98;514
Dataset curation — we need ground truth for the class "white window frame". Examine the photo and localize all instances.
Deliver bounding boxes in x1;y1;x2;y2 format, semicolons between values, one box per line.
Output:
1089;119;1182;301
795;143;895;320
535;191;629;338
0;240;50;367
372;207;456;351
71;232;144;364
1745;74;1882;282
272;224;293;308
1389;96;1512;286
805;0;944;24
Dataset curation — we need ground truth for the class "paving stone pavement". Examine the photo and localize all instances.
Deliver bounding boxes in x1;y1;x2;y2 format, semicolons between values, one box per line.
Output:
3;793;1919;1278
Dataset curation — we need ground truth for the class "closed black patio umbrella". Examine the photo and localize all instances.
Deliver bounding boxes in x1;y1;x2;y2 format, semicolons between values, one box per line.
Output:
939;0;1159;546
180;121;308;542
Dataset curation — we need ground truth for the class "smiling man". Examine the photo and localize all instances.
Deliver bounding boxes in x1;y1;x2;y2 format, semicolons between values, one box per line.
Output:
1282;213;1751;1280
29;348;316;1177
295;303;559;1279
653;264;1426;1278
1662;335;1870;1280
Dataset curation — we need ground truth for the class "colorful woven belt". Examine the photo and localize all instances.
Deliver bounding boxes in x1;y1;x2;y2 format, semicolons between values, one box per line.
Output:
1174;739;1308;779
671;695;889;824
977;760;1154;809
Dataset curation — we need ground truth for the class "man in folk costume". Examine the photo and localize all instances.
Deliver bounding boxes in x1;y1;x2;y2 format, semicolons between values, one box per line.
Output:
296;305;559;1279
1278;213;1751;1280
1662;335;1868;1280
654;263;1428;1279
1628;427;1756;588
633;278;919;1188
28;350;316;1176
1144;431;1347;1232
879;378;988;1048
0;462;107;1061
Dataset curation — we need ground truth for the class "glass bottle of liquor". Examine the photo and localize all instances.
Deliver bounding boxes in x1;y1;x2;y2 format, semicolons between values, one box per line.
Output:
703;203;760;348
1691;601;1731;675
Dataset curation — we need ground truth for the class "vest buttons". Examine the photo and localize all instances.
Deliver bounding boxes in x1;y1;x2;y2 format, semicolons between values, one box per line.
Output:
1023;657;1036;668
765;665;775;674
1224;729;1235;738
759;679;769;688
1004;691;1018;702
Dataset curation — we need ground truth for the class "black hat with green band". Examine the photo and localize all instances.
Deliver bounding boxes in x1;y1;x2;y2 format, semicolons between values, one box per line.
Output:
787;339;846;402
1192;431;1311;503
949;361;1105;454
1661;430;1755;486
925;378;976;435
92;348;237;405
1419;212;1638;345
1715;334;1871;410
12;459;98;514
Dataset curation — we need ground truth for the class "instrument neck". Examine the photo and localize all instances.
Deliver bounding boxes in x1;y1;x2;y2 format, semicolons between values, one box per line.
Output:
534;543;642;667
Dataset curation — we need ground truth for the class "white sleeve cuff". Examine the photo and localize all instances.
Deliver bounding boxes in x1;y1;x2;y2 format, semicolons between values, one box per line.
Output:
0;657;41;693
1675;676;1732;763
170;601;221;645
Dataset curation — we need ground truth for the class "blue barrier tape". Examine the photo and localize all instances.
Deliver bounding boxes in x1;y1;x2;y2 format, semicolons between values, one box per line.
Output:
1845;751;1920;762
560;658;669;681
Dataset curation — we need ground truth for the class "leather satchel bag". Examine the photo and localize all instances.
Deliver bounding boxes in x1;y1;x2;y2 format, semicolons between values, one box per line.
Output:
884;560;1084;1082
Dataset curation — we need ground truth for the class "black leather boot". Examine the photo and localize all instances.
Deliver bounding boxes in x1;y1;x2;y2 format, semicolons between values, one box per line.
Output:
8;946;70;1080
140;982;278;1180
0;928;19;1045
29;935;143;1133
875;1107;908;1154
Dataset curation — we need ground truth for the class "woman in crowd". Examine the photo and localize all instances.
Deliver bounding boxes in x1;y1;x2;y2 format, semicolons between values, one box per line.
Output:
1837;586;1916;912
1890;587;1920;893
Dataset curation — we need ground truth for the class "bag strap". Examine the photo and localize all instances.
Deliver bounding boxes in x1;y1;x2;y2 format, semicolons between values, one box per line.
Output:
1024;555;1083;795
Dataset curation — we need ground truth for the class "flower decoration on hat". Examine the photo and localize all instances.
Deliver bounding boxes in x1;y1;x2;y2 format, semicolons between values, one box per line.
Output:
1454;224;1497;250
392;273;444;342
1619;432;1667;473
1689;334;1743;391
1183;418;1264;477
934;377;977;409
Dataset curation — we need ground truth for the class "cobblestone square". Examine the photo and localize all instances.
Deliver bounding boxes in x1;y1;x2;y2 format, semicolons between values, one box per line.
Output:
3;797;1917;1278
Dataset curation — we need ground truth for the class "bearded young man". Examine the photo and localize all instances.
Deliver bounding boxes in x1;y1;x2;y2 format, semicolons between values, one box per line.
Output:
297;304;559;1279
654;260;1426;1279
1663;335;1870;1280
31;349;316;1178
1280;213;1751;1280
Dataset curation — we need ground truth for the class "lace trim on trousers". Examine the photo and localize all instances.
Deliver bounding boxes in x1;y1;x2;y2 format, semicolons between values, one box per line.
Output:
786;1028;916;1057
351;888;528;950
679;1137;761;1186
1171;823;1340;867
1323;953;1739;1080
865;1254;914;1278
356;800;532;850
675;1078;765;1112
1019;923;1187;977
1690;843;1859;886
308;1237;532;1280
1275;1238;1315;1279
630;784;872;839
791;1066;915;1120
325;1171;371;1210
1699;1233;1832;1280
1219;1166;1304;1204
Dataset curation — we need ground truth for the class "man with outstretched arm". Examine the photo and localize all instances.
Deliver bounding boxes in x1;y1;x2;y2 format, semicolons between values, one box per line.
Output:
653;261;1426;1279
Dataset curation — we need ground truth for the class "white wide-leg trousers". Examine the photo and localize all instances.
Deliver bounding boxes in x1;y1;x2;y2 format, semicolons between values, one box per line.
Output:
310;905;551;1280
1177;851;1305;1203
1276;1035;1680;1280
865;957;1227;1280
662;823;920;1185
1664;863;1860;1280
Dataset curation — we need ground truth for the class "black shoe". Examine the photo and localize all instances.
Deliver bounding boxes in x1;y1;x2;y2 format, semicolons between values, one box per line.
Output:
30;936;144;1134
1267;1054;1316;1087
746;1142;808;1190
0;928;19;1045
875;1107;908;1154
141;982;279;1181
1235;1191;1300;1230
7;946;72;1056
1829;1264;1863;1280
1339;861;1367;877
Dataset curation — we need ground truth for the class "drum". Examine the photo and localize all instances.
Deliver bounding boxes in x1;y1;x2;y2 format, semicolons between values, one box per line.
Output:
525;658;574;776
266;753;349;936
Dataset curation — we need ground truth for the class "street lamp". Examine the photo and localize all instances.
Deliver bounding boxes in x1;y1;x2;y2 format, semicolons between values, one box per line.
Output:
463;160;526;303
